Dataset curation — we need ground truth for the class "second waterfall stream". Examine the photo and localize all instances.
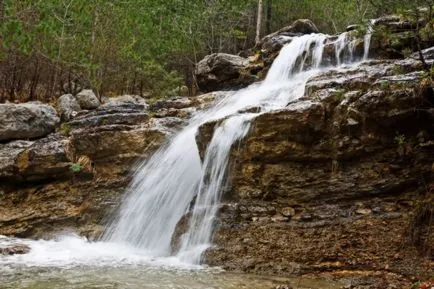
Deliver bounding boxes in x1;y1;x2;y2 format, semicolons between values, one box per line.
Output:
102;32;367;265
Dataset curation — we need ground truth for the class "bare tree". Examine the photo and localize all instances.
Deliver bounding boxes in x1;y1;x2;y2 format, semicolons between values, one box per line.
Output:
255;0;263;45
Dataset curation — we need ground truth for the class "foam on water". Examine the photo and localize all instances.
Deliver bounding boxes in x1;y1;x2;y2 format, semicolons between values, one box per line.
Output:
0;235;201;269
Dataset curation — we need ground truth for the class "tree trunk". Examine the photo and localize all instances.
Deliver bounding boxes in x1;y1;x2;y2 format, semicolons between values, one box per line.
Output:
265;0;272;34
255;0;263;45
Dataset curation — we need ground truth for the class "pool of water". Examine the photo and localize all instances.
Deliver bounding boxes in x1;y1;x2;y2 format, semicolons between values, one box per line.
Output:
0;235;341;289
1;266;342;289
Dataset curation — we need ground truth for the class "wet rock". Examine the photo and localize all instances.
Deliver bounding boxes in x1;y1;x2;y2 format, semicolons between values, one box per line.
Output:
57;94;81;121
196;53;257;92
0;102;60;141
0;179;128;238
257;19;320;72
75;89;100;109
195;91;234;109
0;244;30;255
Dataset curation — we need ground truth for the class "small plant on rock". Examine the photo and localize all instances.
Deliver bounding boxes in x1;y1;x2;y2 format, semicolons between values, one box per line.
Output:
394;133;412;156
70;163;82;173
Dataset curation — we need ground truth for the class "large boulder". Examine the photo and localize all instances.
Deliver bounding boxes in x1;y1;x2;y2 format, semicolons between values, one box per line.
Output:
0;103;59;141
284;19;319;34
196;53;257;92
57;94;82;121
75;89;100;109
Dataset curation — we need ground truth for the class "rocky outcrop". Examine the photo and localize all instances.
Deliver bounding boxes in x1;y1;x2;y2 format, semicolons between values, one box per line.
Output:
0;92;203;237
196;53;258;92
68;107;170;178
368;12;434;59
0;86;218;238
0;102;60;142
196;50;434;281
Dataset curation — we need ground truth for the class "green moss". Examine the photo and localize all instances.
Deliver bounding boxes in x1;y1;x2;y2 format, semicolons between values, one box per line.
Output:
392;64;406;75
60;123;71;136
380;81;389;90
333;90;346;102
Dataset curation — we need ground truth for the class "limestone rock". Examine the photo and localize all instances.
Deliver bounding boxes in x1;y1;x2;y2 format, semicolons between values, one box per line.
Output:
196;53;257;92
75;89;100;109
68;106;171;177
0;134;70;182
0;102;60;141
58;94;81;121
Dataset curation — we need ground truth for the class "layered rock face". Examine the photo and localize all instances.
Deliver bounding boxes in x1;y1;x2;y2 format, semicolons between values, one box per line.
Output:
0;94;200;238
197;50;434;281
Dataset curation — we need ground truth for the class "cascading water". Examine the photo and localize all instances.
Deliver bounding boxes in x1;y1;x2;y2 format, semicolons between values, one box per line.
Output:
102;32;366;264
363;19;376;60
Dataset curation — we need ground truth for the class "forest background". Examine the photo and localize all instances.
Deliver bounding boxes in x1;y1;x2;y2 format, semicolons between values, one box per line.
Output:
0;0;431;102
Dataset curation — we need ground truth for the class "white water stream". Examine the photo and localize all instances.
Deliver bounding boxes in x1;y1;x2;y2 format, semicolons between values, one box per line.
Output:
0;31;371;269
102;33;363;264
363;19;376;60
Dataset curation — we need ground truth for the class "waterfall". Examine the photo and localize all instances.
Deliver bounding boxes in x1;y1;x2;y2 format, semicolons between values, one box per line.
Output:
103;32;365;264
363;19;376;60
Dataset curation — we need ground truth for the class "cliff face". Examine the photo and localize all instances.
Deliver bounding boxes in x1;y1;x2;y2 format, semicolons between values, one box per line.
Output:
196;50;434;281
